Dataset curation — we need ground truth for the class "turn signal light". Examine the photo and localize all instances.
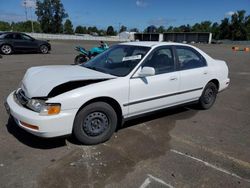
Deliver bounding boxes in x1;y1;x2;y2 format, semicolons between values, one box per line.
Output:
47;105;61;115
20;121;39;130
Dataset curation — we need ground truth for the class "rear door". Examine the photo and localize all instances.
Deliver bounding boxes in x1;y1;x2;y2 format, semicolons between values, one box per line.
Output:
175;45;210;102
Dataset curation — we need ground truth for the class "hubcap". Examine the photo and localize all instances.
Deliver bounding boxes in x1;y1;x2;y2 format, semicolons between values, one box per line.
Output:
204;88;214;104
1;45;11;54
82;112;109;137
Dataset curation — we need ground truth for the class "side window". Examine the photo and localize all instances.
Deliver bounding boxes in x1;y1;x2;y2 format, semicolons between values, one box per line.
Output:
143;47;175;74
21;34;32;40
14;34;23;40
176;47;206;70
4;34;14;39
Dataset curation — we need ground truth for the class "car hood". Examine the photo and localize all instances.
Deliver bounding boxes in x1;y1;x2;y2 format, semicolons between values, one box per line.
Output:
21;65;116;98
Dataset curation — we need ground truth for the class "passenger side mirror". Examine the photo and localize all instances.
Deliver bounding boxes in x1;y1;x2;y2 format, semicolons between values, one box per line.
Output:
138;67;155;77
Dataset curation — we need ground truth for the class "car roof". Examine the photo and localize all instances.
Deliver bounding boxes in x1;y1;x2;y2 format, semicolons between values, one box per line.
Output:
1;32;25;35
120;41;192;48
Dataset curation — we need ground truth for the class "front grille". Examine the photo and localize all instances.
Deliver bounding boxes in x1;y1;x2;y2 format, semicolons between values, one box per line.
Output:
15;89;29;106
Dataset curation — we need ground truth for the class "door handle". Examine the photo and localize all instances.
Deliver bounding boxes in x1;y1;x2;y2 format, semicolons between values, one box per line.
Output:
203;71;208;75
170;77;178;81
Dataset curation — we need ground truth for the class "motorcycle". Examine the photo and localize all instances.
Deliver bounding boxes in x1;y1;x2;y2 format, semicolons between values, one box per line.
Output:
74;41;109;64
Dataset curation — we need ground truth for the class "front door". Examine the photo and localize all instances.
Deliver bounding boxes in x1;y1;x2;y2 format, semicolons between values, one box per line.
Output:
13;33;38;51
128;46;180;117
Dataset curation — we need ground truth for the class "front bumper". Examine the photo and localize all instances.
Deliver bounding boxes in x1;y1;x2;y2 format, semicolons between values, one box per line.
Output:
5;91;77;138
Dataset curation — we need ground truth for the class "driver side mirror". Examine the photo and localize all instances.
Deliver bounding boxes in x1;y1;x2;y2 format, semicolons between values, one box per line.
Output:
138;67;155;77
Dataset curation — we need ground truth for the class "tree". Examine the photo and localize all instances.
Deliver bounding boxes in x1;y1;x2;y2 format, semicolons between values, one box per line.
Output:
36;0;68;33
106;26;115;35
0;21;11;31
98;29;106;36
166;26;173;32
211;22;220;40
63;19;73;34
87;26;98;34
119;25;127;33
245;16;250;40
192;21;211;32
219;18;231;39
179;24;191;32
156;26;165;33
11;21;41;32
231;10;247;40
130;28;139;32
146;25;157;33
75;25;87;34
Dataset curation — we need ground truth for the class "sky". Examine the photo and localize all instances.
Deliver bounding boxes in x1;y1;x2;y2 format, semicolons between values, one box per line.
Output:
0;0;250;31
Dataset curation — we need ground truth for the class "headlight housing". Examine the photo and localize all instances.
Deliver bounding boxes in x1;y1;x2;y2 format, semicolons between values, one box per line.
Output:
27;99;61;115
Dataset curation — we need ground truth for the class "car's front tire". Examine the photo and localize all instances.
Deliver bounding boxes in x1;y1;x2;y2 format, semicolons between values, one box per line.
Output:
198;82;218;109
73;102;117;145
40;45;49;54
1;44;12;55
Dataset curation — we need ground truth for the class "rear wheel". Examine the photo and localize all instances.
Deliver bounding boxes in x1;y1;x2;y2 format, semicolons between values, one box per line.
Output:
40;45;49;54
73;102;117;145
198;82;218;109
1;44;12;55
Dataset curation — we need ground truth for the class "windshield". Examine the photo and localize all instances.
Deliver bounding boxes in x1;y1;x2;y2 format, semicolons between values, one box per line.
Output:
81;45;151;76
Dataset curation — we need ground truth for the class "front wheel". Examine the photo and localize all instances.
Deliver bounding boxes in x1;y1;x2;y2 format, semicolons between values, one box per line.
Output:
74;55;88;65
1;44;12;55
198;82;218;109
40;45;49;54
73;102;117;145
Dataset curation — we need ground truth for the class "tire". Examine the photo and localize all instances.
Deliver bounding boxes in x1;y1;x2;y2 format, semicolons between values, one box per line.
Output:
198;82;218;109
40;45;49;54
74;55;88;64
73;102;117;145
1;44;12;55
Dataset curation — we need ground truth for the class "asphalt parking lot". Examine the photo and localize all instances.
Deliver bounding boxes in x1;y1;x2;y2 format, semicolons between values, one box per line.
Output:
0;40;250;188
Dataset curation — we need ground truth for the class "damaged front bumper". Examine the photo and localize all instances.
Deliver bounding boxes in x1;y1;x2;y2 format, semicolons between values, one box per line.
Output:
5;91;77;138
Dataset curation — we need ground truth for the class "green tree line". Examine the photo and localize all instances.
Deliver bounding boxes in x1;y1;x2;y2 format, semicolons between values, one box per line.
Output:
0;4;249;40
151;10;250;40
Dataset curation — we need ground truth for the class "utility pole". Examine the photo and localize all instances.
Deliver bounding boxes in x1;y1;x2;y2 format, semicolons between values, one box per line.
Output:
30;7;34;33
22;0;36;32
118;22;121;39
23;0;28;21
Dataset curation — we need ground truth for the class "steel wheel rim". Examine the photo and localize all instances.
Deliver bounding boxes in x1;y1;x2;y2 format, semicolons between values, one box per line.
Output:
204;88;214;104
2;45;11;54
82;112;109;137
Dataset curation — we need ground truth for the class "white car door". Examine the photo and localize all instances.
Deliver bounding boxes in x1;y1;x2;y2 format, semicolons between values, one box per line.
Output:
175;46;210;102
126;46;180;117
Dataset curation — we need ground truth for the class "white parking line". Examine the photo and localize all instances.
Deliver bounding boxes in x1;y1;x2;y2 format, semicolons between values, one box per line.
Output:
171;149;250;183
139;174;175;188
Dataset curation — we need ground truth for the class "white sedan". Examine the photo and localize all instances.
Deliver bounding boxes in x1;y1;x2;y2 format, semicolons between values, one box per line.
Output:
5;42;230;144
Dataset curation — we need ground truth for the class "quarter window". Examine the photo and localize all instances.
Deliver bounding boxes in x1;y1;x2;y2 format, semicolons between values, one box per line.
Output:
143;47;175;74
176;47;206;70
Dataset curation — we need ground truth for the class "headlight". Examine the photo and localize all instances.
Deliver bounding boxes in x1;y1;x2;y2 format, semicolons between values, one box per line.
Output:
27;99;61;115
27;99;45;112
